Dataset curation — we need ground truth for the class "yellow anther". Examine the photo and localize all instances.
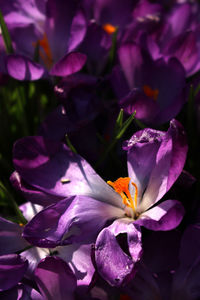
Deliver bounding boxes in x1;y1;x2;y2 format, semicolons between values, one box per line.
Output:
143;85;159;101
102;23;117;35
107;177;138;212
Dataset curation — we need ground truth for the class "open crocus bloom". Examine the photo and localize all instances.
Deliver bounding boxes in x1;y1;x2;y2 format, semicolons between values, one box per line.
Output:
12;119;187;286
0;0;87;80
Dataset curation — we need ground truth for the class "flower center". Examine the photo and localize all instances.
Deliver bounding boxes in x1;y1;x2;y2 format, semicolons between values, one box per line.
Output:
143;85;159;101
33;33;53;69
107;177;138;212
102;23;117;35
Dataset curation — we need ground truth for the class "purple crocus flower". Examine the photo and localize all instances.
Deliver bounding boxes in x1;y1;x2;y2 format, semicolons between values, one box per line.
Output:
123;223;200;300
83;0;138;30
0;244;42;298
171;224;200;299
0;0;87;80
0;206;95;296
145;2;200;77
12;119;187;286
0;254;28;292
35;256;77;300
112;43;186;125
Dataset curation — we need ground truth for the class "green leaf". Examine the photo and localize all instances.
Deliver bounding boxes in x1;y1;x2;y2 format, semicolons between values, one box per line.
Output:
0;181;27;224
116;111;136;139
65;135;77;154
194;83;200;97
114;108;123;135
134;117;146;129
95;111;136;168
108;27;118;67
0;10;14;53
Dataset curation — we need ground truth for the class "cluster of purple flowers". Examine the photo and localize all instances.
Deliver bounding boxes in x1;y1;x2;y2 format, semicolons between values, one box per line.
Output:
0;0;200;299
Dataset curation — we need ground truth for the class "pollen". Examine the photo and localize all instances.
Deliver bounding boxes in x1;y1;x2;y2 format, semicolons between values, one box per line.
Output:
107;177;138;211
143;85;159;101
102;23;117;35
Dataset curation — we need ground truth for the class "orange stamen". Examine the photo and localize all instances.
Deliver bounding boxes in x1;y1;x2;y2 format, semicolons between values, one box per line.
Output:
107;177;138;212
143;85;159;101
102;23;117;35
33;33;53;69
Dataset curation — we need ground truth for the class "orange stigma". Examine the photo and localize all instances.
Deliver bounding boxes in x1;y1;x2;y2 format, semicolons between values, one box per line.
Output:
119;295;132;300
107;177;138;211
143;85;159;101
102;23;117;35
33;33;53;69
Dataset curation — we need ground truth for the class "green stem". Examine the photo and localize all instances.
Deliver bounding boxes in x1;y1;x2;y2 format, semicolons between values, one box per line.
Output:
0;181;27;224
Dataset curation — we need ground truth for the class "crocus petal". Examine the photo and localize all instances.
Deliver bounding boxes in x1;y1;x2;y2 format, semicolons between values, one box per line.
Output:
172;225;200;299
119;89;159;124
45;0;81;61
95;219;142;287
58;243;95;287
21;247;49;279
49;52;86;77
23;196;123;248
123;262;161;300
123;127;165;201
19;202;43;222
0;284;43;300
0;254;28;291
6;54;46;80
118;43;145;89
135;200;185;231
10;171;64;206
118;43;186;125
35;256;76;300
68;10;87;52
79;22;112;74
0;218;28;255
94;0;137;27
163;31;199;77
163;3;192;39
1;0;45;30
13;136;122;207
124;119;187;209
141;120;187;209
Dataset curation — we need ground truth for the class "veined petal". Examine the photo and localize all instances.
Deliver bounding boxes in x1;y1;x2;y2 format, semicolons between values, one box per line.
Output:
49;52;86;77
35;256;76;300
95;219;142;287
23;196;123;248
141;120;187;209
135;200;185;231
124;120;187;210
6;54;46;81
123;128;165;202
13;136;123;208
11;171;63;206
68;10;87;52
